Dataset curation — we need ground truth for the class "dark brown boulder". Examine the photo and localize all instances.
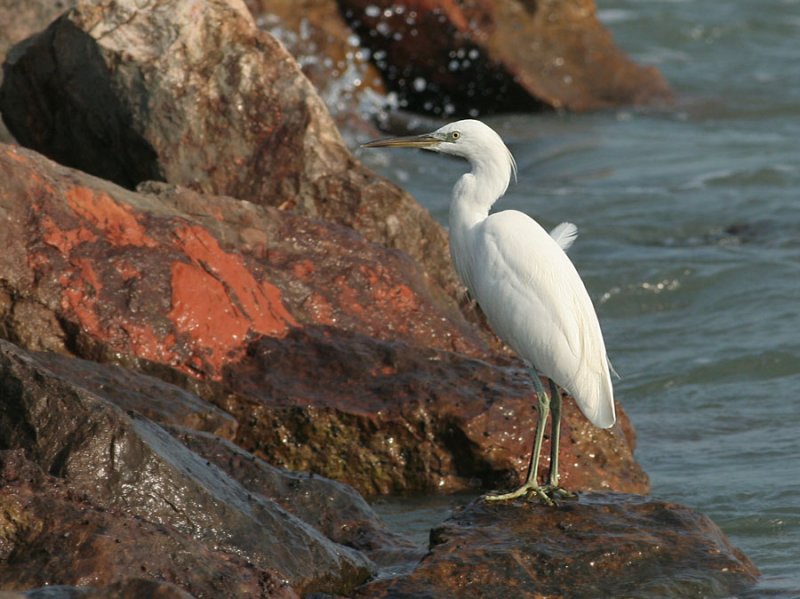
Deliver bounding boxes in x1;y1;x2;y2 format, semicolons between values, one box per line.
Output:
32;350;238;440
0;0;458;296
339;0;673;116
356;494;759;598
220;326;648;497
0;339;372;595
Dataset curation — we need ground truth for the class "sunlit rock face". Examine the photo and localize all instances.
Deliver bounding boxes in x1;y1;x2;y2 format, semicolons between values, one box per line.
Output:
0;0;459;297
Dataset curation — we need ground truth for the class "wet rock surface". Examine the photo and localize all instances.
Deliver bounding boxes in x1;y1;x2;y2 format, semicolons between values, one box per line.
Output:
0;0;458;296
356;494;760;598
0;450;298;599
339;0;673;116
0;339;372;595
222;325;648;497
171;428;423;569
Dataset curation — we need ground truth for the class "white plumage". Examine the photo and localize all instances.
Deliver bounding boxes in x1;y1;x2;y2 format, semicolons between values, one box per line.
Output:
364;119;616;502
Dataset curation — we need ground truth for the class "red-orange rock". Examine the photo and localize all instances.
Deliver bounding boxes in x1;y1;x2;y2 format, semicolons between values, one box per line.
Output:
0;144;486;377
339;0;673;116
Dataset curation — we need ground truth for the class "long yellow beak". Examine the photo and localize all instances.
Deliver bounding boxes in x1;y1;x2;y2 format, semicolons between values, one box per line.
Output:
361;133;440;149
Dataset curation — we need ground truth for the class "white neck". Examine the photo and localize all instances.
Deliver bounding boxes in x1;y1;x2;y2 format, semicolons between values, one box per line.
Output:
448;157;512;286
448;152;512;232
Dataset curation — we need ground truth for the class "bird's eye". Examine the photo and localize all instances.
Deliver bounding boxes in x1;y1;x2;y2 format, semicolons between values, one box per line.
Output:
451;131;460;141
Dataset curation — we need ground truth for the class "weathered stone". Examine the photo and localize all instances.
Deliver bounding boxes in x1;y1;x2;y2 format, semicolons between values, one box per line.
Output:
221;326;648;497
356;494;759;598
172;427;423;569
0;339;373;595
0;0;458;296
339;0;673;116
0;451;296;599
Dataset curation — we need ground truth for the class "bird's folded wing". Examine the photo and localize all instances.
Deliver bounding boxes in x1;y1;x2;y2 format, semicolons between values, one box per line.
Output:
473;211;600;382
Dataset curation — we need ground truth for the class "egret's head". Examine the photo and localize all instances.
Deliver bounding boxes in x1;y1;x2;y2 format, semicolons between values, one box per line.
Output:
363;119;517;183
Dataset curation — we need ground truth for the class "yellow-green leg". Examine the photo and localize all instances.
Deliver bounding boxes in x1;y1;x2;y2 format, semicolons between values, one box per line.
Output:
485;370;554;505
544;379;576;500
484;373;575;505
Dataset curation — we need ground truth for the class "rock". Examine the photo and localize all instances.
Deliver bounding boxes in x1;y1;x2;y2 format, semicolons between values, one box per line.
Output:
0;0;74;144
0;452;295;599
0;144;485;380
32;350;238;440
0;0;458;297
356;494;759;598
0;339;373;595
339;0;673;116
171;427;423;569
0;145;646;499
0;578;199;599
220;326;648;497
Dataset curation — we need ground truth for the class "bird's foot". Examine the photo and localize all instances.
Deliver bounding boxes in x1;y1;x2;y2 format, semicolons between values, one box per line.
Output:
483;483;576;507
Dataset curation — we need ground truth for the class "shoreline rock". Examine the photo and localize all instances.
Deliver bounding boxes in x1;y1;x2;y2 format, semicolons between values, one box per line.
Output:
0;339;373;595
356;493;759;598
221;325;648;497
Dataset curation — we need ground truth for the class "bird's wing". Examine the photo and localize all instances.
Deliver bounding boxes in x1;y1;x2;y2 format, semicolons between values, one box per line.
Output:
549;222;578;252
468;211;615;427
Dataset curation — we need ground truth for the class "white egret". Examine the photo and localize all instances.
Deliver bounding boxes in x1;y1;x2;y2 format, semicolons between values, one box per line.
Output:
363;120;616;504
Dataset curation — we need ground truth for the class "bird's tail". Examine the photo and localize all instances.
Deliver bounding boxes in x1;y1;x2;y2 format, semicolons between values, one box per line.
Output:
575;367;616;429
